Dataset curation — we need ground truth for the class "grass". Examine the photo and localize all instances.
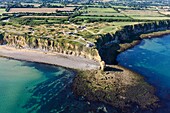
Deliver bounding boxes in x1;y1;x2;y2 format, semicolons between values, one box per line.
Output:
9;17;68;25
118;9;170;20
121;10;164;17
0;8;6;15
112;5;134;9
132;16;170;20
84;22;141;34
21;3;41;7
81;7;124;17
159;10;170;15
21;16;68;18
112;22;143;26
82;12;125;16
76;16;131;20
9;7;74;13
83;8;117;13
100;26;117;33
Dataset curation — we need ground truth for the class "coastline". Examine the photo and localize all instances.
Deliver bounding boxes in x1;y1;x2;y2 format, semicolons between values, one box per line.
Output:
73;65;160;112
0;30;170;112
73;30;170;112
118;30;170;53
0;45;100;70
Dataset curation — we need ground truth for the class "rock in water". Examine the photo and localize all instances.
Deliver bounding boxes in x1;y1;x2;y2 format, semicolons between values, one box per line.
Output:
97;106;108;113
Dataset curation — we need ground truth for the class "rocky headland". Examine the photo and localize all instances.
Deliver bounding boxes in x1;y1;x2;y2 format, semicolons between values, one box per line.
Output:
72;20;170;112
1;20;170;112
96;20;170;65
73;66;159;112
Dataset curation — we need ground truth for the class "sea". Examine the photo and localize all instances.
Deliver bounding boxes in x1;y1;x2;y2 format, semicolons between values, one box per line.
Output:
0;57;116;113
117;34;170;113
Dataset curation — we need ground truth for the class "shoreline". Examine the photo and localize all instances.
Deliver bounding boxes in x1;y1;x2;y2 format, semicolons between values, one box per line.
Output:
0;30;170;112
73;65;160;112
0;45;100;70
73;30;170;112
118;30;170;53
116;30;170;109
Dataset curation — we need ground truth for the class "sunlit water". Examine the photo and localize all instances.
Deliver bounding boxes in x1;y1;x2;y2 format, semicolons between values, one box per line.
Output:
0;58;117;113
117;34;170;113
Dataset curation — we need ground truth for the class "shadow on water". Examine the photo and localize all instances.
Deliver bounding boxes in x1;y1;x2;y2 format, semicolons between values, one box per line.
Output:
21;62;77;113
21;62;62;78
21;62;118;113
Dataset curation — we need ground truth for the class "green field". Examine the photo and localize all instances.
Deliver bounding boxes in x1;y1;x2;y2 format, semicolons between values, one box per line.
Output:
111;22;142;26
76;16;130;20
132;16;170;20
21;3;41;7
112;5;133;9
80;7;126;19
50;3;64;6
84;8;117;13
21;16;68;18
9;17;68;25
0;8;6;15
82;12;125;16
121;10;164;17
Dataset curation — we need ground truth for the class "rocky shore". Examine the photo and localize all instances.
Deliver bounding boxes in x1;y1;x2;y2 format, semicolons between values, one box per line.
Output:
73;31;170;112
0;20;170;112
0;27;169;113
73;65;159;112
119;30;170;53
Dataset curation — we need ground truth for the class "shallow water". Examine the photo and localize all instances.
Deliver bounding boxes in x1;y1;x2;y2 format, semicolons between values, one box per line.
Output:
117;34;170;113
0;58;117;113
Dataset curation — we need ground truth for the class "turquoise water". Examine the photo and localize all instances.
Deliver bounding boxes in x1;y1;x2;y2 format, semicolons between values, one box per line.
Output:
0;58;117;113
117;34;170;113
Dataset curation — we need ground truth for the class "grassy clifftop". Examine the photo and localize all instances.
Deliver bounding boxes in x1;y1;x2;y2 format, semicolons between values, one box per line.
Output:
96;20;170;64
0;20;170;66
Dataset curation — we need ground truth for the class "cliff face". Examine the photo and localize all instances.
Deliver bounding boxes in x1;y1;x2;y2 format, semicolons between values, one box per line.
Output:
0;20;170;66
0;33;101;62
96;20;170;64
0;34;4;45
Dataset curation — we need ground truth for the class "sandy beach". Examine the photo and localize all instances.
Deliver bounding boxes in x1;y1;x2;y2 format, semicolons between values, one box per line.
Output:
0;45;100;70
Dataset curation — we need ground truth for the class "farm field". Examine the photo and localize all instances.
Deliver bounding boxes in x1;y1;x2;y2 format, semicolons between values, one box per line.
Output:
21;3;41;7
9;17;68;25
21;16;68;18
112;5;134;9
116;9;170;20
9;7;75;13
77;7;170;22
49;3;64;6
75;16;131;20
0;8;6;15
82;12;125;16
83;8;117;13
1;4;170;35
132;16;170;20
81;7;120;16
121;10;164;17
159;10;170;15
